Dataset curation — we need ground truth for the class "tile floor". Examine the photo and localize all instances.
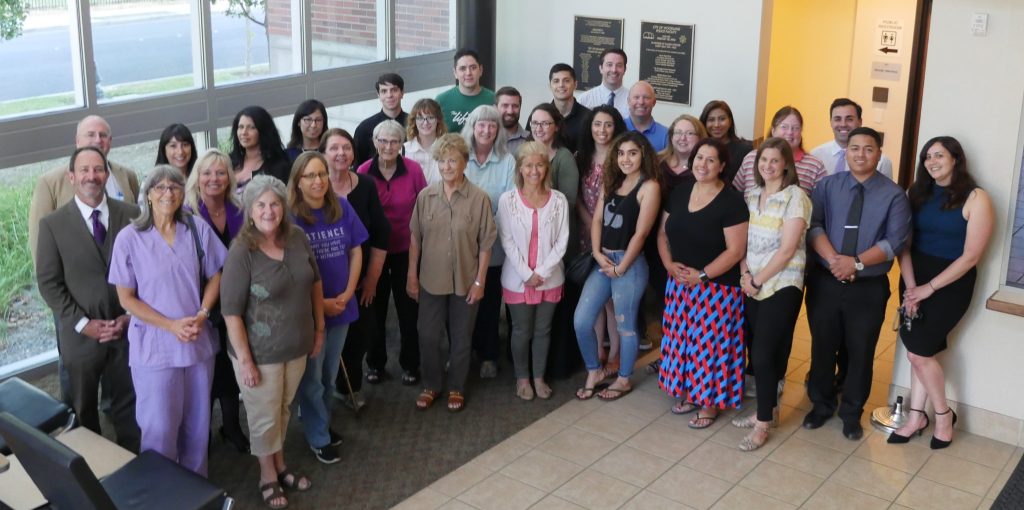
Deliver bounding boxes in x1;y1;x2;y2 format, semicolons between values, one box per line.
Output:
393;308;1020;510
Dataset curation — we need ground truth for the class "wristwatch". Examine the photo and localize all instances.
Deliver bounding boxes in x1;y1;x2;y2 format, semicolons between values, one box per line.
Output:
853;256;865;272
699;270;709;283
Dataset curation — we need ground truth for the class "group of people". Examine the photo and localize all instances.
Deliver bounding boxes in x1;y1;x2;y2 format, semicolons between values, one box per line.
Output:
27;45;994;508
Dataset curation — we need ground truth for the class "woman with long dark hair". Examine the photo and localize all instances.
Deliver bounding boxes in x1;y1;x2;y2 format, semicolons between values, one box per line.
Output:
286;100;328;161
887;136;993;449
700;100;752;184
229;105;291;189
155;123;198;177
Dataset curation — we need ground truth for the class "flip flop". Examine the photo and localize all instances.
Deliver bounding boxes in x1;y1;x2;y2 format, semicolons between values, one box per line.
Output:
576;387;598;400
671;401;699;415
597;387;632;401
688;411;718;430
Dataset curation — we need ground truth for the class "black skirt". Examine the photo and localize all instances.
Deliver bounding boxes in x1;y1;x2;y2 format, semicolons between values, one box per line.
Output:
899;251;976;356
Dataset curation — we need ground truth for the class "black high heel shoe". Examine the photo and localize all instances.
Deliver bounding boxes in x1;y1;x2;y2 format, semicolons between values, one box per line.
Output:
887;408;930;444
219;426;251;453
930;408;958;450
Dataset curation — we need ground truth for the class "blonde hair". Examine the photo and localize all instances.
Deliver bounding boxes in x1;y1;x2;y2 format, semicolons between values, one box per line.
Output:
513;141;551;190
657;114;707;165
185;149;238;214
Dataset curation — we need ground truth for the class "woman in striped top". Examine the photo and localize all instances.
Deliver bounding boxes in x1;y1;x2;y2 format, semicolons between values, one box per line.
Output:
731;106;826;194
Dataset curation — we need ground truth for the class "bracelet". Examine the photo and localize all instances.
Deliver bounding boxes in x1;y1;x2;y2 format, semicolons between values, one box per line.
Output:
612;266;621;276
473;280;482;287
198;307;210;318
751;277;762;290
928;282;936;292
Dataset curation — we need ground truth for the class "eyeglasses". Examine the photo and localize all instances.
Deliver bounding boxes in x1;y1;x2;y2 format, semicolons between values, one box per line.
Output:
301;172;328;181
672;130;698;137
776;123;802;132
301;116;325;126
530;120;555;129
152;184;183;195
415;115;436;124
376;138;401;147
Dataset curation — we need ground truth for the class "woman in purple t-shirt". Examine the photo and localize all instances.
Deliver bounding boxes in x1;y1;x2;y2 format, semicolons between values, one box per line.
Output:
288;152;368;463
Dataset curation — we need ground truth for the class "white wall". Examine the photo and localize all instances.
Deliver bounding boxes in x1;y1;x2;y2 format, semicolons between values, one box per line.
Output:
494;0;766;139
893;0;1024;444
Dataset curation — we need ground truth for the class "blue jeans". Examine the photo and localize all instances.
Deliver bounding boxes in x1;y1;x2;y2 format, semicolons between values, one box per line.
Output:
574;251;648;378
297;323;348;448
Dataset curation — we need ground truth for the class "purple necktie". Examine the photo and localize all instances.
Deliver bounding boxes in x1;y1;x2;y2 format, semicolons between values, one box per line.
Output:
91;209;106;245
836;148;847;173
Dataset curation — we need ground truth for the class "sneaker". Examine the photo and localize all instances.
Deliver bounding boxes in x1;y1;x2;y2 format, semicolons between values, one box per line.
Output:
480;361;498;379
310;444;340;464
329;428;343;447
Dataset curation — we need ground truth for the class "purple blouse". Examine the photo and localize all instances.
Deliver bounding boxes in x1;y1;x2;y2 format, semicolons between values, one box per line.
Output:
109;217;227;368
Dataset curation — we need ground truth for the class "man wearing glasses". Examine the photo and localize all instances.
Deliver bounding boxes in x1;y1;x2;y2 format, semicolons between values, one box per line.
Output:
436;49;496;133
354;73;409;166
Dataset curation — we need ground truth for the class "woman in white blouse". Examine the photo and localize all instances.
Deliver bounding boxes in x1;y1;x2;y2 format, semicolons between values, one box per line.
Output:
403;98;447;185
496;141;569;400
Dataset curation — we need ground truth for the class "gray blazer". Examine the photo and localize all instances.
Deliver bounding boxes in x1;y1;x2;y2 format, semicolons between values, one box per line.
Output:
35;198;140;358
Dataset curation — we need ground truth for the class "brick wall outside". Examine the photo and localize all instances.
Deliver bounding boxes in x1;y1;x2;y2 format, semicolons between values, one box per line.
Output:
263;0;450;52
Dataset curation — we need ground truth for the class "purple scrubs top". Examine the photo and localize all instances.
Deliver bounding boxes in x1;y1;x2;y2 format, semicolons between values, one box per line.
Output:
109;216;228;368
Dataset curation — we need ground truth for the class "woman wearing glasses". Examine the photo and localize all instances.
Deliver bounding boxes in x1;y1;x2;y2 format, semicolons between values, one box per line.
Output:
109;165;227;476
732;106;826;194
357;120;428;385
404;98;448;185
286;100;329;161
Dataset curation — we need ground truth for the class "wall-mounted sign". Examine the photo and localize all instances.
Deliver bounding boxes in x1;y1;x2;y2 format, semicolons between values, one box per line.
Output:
638;21;694;105
875;18;904;57
871;61;902;82
573;16;624;91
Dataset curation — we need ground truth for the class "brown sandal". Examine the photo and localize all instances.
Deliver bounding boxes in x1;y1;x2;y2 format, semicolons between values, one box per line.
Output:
277;469;311;492
416;389;439;410
447;391;465;412
259;481;288;509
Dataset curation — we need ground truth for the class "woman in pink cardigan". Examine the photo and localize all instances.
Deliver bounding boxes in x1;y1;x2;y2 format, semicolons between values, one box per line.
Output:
496;141;570;400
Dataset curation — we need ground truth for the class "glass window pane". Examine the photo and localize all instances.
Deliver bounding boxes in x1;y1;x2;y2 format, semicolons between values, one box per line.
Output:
91;0;199;104
0;4;81;119
395;0;455;58
213;0;300;84
311;0;384;71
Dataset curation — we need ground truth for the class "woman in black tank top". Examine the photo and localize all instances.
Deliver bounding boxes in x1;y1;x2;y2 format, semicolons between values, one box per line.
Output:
573;132;662;401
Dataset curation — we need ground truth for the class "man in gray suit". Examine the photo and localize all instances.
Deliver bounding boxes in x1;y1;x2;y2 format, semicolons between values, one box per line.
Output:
36;146;141;452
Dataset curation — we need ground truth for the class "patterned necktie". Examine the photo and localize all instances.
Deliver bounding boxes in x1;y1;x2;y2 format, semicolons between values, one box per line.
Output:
840;183;863;255
91;209;106;245
606;91;615;106
835;148;847;173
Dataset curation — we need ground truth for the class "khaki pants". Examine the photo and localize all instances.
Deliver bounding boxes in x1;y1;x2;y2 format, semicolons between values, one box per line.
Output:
230;355;306;457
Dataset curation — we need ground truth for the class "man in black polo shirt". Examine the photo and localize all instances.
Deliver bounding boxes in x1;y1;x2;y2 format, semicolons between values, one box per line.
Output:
802;127;911;440
354;73;409;165
549;63;589;153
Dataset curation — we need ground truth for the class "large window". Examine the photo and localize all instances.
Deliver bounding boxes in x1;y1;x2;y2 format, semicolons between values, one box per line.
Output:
212;0;301;84
0;4;80;118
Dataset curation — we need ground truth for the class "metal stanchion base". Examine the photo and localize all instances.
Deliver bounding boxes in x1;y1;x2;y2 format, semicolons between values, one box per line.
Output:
870;395;908;434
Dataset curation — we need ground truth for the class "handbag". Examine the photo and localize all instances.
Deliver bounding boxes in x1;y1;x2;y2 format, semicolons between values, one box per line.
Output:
566;251;595;285
186;215;224;330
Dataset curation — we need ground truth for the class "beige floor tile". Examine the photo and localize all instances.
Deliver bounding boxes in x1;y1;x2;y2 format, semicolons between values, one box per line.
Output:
894;477;982;510
708;412;799;458
456;473;546;510
536;426;618;466
785;358;808;379
553;469;641;510
430;458;494;497
499;449;584;493
710;485;796;509
801;480;890;510
793;417;870;454
473;438;533;472
778;384;813;411
648;464;733;510
653;407;730;439
680;441;761;483
767;436;849;478
591;444;674;487
510;415;569;447
546;397;604;425
436;500;477;510
625;421;704;462
986;469;1011;499
829;457;912;501
918;453;1000;496
978;498;995;509
572;405;651;443
852;431;933;473
526;495;586;510
1004;447;1023;472
620;490;697;510
939;430;1015;470
889;505;913;510
738;460;824;505
603;385;671;421
393;487;451;510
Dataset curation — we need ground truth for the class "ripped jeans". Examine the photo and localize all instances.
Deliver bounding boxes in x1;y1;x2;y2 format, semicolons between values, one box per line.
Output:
574;250;648;378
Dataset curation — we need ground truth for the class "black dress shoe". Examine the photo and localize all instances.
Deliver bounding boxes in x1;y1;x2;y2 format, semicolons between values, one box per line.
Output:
802;412;830;429
843;421;864;440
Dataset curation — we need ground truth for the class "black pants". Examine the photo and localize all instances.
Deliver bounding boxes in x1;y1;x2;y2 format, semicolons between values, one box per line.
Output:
211;320;244;437
746;286;803;421
337;301;375;394
64;339;140;453
805;265;889;423
471;265;504;362
366;252;420;374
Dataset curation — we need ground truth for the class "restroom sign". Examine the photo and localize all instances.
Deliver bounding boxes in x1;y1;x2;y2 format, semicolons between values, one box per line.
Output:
875;19;904;57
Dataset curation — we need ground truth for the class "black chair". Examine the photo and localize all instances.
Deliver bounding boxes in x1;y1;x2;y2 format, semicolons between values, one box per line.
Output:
0;412;232;510
0;377;74;454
